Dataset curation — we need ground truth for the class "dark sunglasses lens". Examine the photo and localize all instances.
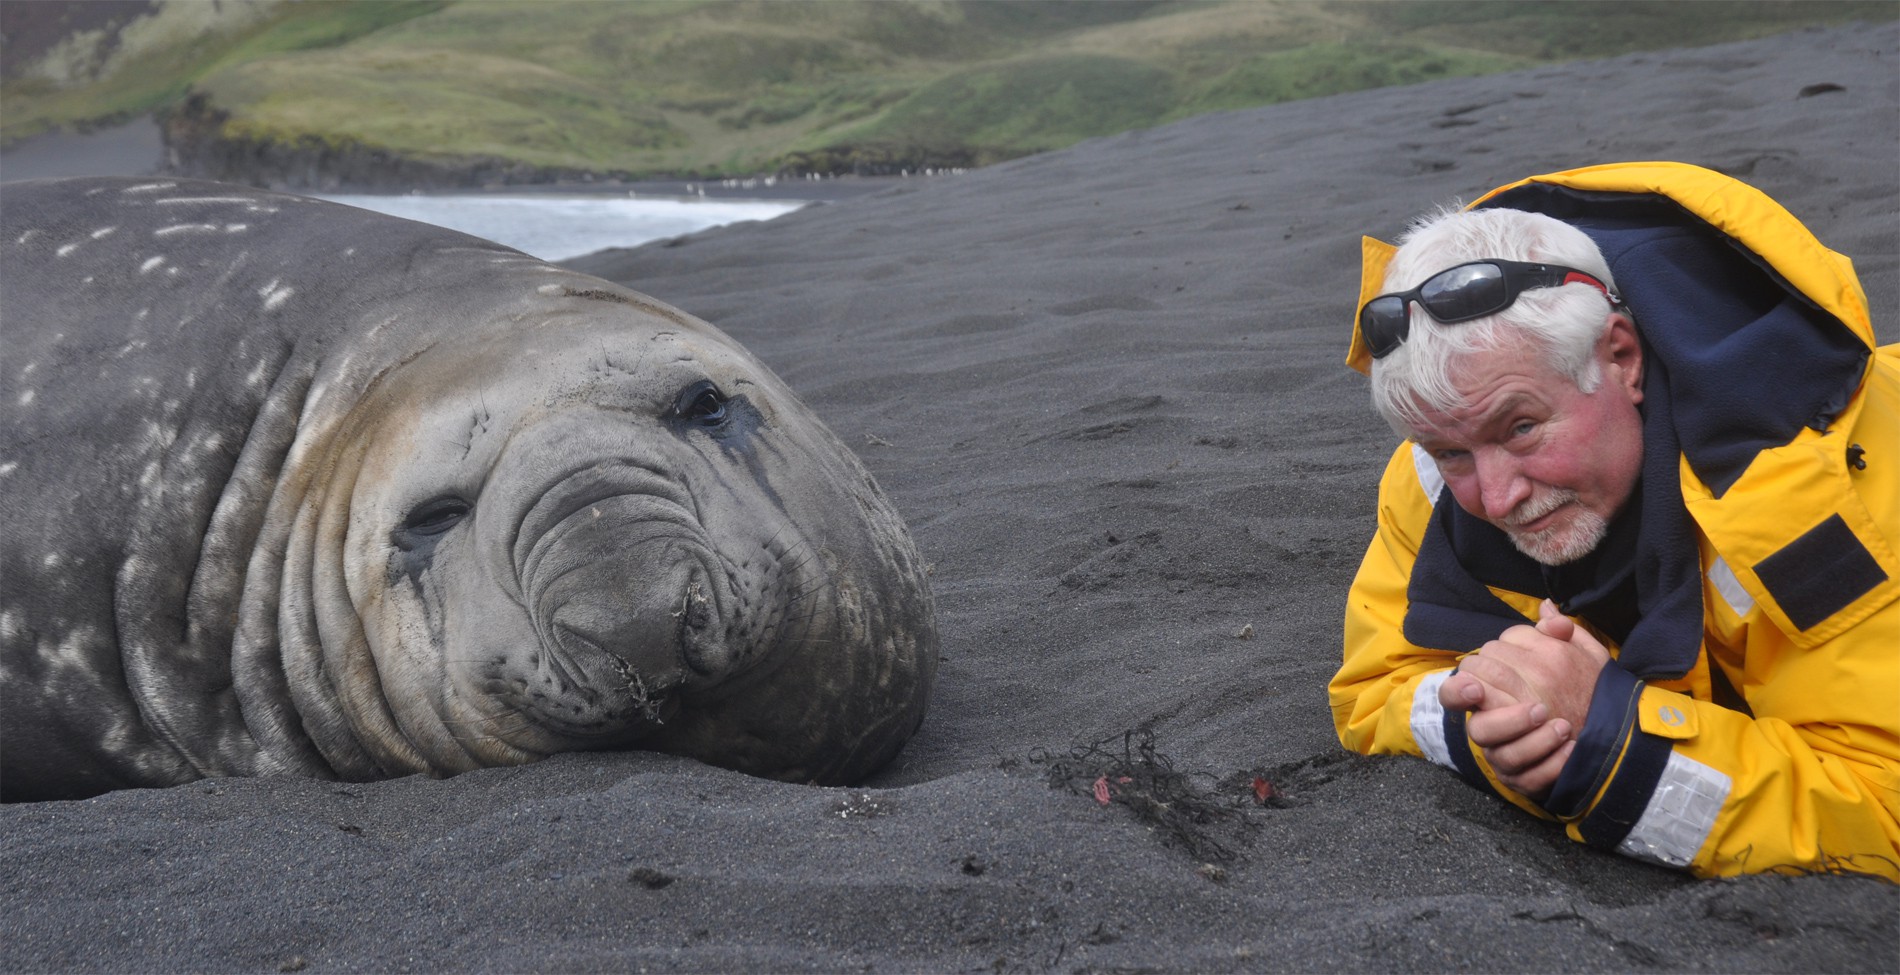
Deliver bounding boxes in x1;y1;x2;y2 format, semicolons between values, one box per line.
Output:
1361;296;1409;356
1419;262;1508;322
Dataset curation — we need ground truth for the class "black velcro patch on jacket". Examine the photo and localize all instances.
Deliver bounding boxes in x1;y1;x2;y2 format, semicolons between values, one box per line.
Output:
1753;514;1888;631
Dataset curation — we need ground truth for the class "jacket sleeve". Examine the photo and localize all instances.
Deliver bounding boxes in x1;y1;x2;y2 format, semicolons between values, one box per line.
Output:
1331;442;1553;822
1546;351;1900;879
1543;590;1900;880
1331;445;1488;759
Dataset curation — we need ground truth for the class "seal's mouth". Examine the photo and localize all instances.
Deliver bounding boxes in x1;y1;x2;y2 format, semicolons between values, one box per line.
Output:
552;567;732;719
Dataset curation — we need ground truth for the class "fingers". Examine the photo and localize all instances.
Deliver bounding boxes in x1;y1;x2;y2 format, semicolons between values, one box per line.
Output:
1451;602;1596;802
1471;700;1576;802
1534;598;1575;641
1473;703;1573;773
1478;616;1609;725
1524;601;1609;669
1439;671;1487;712
1453;651;1535;706
1496;740;1576;802
1495;620;1560;653
1466;699;1550;748
1563;615;1614;666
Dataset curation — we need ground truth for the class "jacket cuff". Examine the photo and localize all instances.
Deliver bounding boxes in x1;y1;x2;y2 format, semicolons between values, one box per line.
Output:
1544;663;1640;818
1542;662;1674;850
1409;670;1454;768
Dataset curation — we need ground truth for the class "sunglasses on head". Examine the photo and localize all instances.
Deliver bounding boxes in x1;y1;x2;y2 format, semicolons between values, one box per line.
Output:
1359;259;1618;360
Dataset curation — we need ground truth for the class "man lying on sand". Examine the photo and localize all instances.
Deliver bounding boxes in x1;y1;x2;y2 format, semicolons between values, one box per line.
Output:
1330;162;1899;879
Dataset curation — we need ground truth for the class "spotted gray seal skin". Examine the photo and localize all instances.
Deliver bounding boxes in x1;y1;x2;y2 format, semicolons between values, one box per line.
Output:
0;176;937;801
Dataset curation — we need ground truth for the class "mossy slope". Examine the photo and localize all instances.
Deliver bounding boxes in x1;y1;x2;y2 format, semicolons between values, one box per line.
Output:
4;0;1890;181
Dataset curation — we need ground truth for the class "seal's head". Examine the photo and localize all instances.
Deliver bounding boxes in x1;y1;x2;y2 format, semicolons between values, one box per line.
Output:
280;278;935;786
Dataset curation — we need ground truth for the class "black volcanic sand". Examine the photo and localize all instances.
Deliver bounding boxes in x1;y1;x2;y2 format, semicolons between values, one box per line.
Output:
4;24;1898;973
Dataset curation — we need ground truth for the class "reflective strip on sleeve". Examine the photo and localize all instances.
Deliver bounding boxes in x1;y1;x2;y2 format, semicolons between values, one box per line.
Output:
1411;670;1454;769
1708;556;1756;618
1615;751;1733;868
1411;443;1445;507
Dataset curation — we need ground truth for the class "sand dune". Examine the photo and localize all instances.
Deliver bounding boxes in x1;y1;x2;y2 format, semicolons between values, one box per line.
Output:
4;22;1896;972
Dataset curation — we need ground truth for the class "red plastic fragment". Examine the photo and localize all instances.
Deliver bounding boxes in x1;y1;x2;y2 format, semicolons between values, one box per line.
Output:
1251;776;1275;804
1093;776;1111;805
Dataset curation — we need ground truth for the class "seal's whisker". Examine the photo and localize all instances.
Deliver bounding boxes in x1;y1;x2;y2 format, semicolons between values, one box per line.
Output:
775;605;833;640
776;544;819;571
781;571;840;605
441;707;535;746
765;528;818;566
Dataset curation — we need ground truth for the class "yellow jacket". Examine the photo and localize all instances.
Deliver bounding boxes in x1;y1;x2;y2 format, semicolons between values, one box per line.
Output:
1333;162;1900;879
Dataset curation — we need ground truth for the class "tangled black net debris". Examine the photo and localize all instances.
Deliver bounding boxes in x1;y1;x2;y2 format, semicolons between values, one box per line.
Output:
1036;725;1262;864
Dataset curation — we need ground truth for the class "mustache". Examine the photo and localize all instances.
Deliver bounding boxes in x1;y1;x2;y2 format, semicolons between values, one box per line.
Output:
1504;488;1579;530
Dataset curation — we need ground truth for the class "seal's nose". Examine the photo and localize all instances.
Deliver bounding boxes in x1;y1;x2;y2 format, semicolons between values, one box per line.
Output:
545;553;710;691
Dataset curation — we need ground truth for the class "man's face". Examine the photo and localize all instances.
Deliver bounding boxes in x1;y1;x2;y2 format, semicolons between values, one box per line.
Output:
1404;318;1647;565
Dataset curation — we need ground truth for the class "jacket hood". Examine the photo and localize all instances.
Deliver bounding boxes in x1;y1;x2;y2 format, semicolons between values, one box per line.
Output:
1349;164;1873;494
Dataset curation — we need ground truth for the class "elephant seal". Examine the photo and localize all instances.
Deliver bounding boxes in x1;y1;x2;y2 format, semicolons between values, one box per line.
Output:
0;176;936;801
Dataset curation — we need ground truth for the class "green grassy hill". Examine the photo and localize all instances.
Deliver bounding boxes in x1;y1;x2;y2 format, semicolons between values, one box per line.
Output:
4;0;1892;183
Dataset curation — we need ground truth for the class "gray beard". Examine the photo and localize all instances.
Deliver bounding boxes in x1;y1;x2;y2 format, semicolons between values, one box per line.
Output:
1503;489;1609;566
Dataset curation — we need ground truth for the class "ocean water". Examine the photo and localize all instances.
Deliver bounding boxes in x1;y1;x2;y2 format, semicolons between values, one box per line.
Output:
314;193;804;262
0;119;810;261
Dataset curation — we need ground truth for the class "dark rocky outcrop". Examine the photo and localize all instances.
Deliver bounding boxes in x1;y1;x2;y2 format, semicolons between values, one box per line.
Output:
158;92;639;192
776;143;984;178
158;91;982;190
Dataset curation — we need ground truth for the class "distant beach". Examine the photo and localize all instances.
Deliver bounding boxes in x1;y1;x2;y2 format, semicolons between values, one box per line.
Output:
0;114;921;204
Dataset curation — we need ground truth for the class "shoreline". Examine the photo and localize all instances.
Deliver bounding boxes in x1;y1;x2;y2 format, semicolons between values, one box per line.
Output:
0;115;927;203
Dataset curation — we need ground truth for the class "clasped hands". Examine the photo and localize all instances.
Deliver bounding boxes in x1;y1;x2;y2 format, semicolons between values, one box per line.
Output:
1438;599;1610;801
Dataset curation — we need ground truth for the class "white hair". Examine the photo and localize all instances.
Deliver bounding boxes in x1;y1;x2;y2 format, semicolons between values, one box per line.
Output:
1369;206;1619;435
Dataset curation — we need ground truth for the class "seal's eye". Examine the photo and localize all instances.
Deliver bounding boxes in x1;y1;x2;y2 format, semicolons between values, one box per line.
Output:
401;497;471;536
673;380;728;426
